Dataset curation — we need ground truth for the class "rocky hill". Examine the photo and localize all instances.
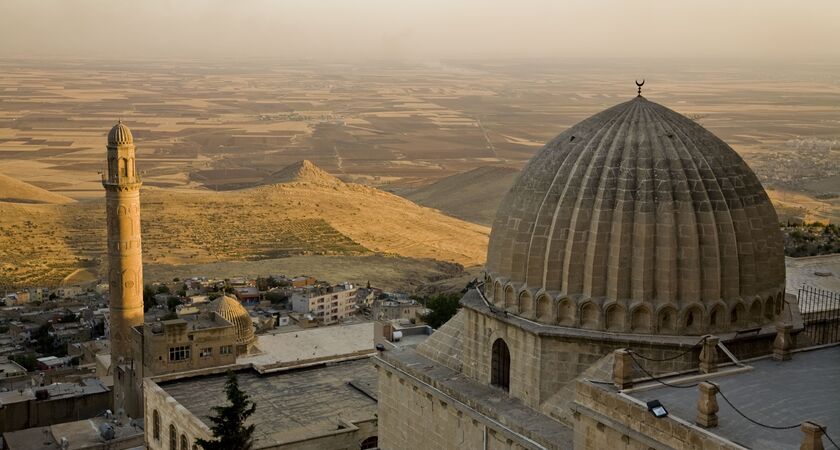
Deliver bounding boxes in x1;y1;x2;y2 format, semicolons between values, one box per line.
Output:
405;166;520;226
262;159;341;186
0;172;75;205
0;161;489;288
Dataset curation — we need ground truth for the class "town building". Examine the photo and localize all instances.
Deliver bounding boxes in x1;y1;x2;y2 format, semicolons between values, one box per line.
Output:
373;94;836;449
0;378;111;434
134;309;238;377
2;415;144;450
143;322;378;450
233;286;261;304
291;282;357;325
372;297;428;323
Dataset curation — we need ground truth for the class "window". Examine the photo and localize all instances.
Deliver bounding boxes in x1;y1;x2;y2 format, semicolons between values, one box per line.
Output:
199;347;212;358
220;345;232;355
360;436;378;449
169;425;177;450
169;346;190;362
152;410;160;440
180;434;188;450
491;338;510;391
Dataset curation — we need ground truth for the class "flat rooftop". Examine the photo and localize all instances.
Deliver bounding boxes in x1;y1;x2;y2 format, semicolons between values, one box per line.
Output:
631;345;840;450
786;254;840;297
160;358;377;447
3;417;144;450
238;322;374;371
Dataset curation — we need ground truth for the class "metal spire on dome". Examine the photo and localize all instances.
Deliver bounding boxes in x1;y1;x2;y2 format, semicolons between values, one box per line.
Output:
635;79;645;96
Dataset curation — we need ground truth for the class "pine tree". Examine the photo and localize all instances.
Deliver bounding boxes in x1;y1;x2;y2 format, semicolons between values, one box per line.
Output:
195;371;256;450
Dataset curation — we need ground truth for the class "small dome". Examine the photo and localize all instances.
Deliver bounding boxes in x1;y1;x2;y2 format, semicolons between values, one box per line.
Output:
485;96;785;335
211;295;255;347
108;121;133;146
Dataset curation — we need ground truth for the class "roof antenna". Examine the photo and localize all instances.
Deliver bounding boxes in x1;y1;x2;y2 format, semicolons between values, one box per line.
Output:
635;79;645;97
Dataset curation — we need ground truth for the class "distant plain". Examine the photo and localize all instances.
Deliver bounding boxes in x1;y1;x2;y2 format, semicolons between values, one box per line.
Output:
0;59;838;290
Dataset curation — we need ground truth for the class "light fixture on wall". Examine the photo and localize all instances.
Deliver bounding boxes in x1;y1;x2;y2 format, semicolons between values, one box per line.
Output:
647;400;668;418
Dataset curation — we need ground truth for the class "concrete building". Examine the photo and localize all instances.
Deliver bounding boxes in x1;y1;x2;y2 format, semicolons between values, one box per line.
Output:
2;416;144;450
291;283;357;325
0;378;111;433
102;121;145;417
233;286;261;304
372;298;428;322
374;95;826;449
134;311;238;377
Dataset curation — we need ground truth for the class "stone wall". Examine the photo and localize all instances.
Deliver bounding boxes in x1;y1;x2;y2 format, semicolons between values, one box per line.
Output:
376;361;533;450
459;308;704;412
572;381;739;450
144;379;210;450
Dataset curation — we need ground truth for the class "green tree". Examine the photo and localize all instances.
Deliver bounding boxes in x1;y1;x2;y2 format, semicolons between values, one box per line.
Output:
420;293;461;329
196;371;256;450
265;291;287;305
143;284;156;312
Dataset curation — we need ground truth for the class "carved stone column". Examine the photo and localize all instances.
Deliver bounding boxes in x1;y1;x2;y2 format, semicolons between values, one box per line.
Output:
699;335;719;374
800;422;825;450
773;323;793;361
696;382;719;428
613;349;633;390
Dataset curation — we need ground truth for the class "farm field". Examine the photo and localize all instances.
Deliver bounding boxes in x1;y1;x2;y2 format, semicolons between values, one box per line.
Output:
1;58;838;288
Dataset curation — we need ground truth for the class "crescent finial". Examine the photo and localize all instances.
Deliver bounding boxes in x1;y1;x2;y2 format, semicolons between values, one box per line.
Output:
635;79;645;96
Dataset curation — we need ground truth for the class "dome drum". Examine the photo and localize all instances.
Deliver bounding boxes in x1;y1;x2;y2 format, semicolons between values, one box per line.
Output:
484;275;784;335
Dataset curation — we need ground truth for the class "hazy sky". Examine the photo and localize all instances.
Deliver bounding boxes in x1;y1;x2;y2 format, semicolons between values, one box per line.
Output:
1;0;838;61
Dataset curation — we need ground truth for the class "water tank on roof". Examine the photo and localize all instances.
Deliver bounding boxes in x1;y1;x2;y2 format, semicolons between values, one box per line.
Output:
392;330;403;342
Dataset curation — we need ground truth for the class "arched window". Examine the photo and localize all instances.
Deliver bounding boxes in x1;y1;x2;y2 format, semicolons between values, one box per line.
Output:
605;304;625;331
731;303;745;327
181;434;188;450
749;300;762;325
557;299;574;326
764;296;775;320
580;302;599;329
710;305;725;331
169;425;177;450
152;410;160;440
536;295;551;322
119;158;128;177
360;436;378;449
631;306;651;333
658;307;677;333
491;338;510;391
504;286;516;311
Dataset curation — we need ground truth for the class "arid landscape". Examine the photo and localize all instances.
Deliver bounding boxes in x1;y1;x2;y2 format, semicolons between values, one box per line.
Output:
1;58;839;290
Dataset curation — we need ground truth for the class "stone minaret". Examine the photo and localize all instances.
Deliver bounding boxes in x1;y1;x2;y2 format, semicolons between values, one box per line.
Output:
102;121;143;414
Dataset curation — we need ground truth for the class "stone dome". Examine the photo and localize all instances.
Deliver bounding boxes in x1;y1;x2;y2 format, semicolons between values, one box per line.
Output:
211;295;256;347
485;96;785;335
107;121;133;146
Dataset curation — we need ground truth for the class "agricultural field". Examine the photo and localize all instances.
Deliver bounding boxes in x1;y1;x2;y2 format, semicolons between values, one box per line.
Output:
0;58;838;288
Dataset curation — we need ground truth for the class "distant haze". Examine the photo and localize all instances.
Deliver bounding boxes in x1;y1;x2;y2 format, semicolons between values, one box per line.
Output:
1;0;838;61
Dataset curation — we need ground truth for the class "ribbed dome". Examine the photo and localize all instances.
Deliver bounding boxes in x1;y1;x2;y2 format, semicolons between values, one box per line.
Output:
211;295;255;347
485;96;785;335
107;121;133;146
